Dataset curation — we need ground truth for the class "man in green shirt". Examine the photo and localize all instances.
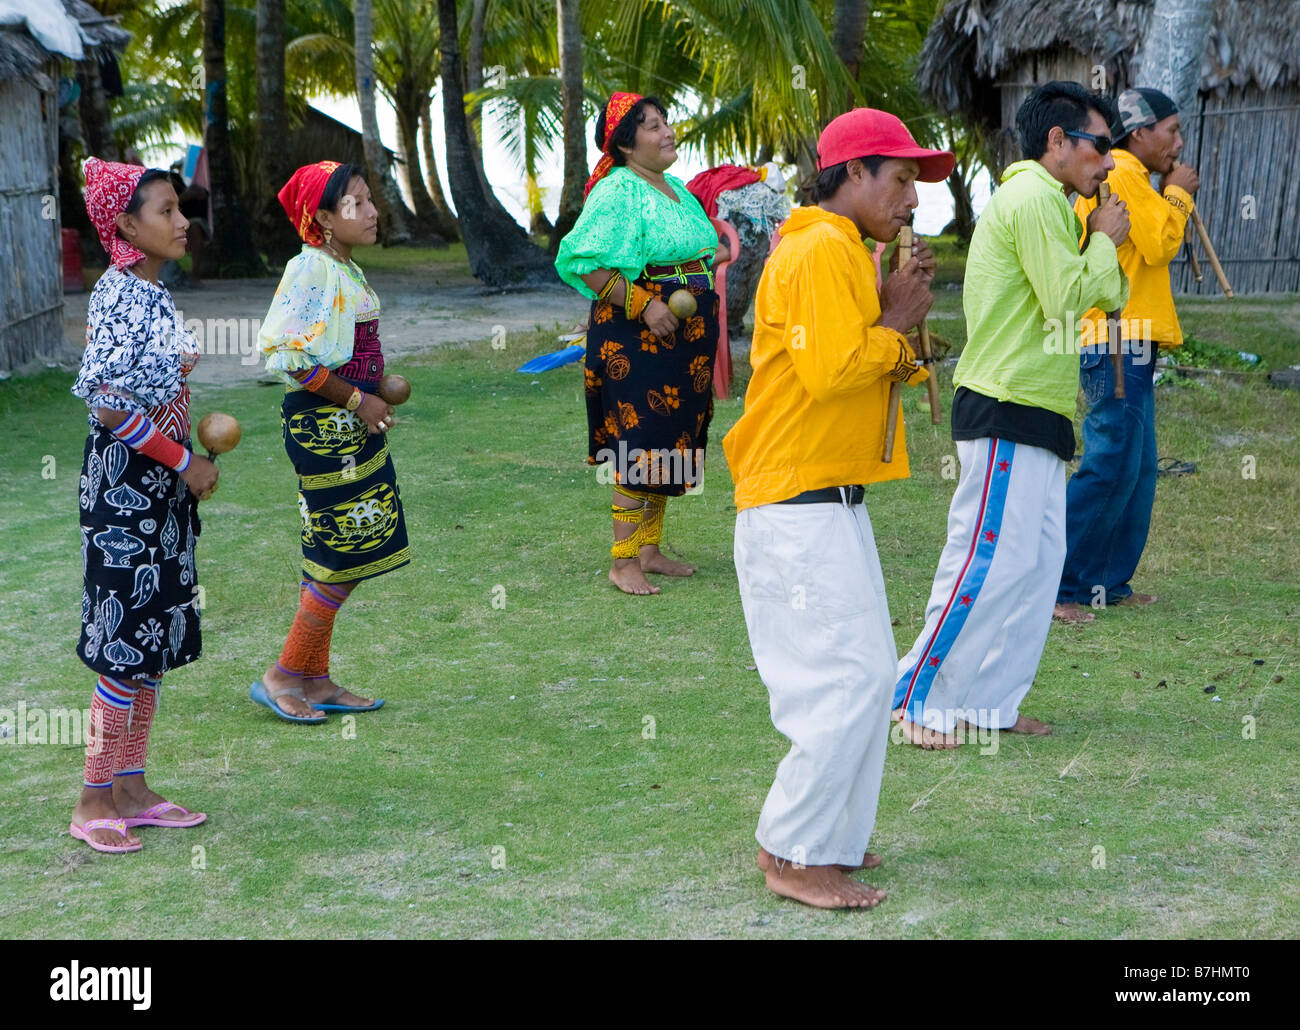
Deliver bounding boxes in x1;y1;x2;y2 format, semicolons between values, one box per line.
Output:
893;81;1131;750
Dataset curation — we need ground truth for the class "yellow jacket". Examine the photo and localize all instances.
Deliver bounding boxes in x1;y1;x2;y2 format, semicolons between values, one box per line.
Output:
723;206;927;511
1074;147;1193;347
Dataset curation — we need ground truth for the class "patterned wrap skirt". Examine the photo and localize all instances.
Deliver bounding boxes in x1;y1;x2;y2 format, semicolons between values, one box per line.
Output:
281;317;410;584
584;263;717;497
77;427;201;677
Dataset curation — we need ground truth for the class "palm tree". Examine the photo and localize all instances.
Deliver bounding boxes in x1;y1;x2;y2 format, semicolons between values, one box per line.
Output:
202;0;266;275
551;0;585;250
356;0;412;242
437;0;555;284
255;0;300;261
1134;0;1214;115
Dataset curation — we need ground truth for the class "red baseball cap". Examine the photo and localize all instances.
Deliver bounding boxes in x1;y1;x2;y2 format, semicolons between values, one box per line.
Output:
817;108;955;182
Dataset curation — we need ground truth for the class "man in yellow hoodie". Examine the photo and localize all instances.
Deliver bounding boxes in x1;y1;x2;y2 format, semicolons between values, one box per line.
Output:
723;108;950;910
1055;88;1199;621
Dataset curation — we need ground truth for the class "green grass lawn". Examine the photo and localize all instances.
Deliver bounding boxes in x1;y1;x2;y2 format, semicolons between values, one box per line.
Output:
1;294;1296;938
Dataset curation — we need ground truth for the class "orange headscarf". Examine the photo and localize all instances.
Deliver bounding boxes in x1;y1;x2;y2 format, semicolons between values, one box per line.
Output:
584;92;643;200
277;160;342;246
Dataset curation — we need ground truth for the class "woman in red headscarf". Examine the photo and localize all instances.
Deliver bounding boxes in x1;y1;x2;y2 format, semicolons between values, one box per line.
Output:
68;158;218;852
555;94;727;596
249;161;408;723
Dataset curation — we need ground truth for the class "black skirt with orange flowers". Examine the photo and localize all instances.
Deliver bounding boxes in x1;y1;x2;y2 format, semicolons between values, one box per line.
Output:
584;265;717;497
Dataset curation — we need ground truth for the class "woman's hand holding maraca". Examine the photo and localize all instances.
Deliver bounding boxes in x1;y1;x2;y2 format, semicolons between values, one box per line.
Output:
358;392;396;434
182;454;219;499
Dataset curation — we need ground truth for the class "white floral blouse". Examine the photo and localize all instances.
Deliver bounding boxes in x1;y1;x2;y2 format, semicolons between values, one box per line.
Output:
259;244;380;384
72;266;200;424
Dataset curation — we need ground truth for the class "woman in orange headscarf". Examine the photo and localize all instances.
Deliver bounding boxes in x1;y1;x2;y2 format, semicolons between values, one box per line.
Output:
249;161;408;723
555;94;727;596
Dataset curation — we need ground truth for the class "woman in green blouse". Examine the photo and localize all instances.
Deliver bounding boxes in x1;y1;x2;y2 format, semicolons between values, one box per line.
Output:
556;93;727;596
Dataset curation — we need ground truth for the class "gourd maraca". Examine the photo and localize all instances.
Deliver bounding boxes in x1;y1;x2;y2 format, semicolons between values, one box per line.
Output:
197;412;241;459
667;289;697;320
377;374;411;406
195;412;240;500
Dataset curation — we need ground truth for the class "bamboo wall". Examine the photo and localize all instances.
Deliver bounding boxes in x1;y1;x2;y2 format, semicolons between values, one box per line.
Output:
1173;83;1300;295
0;63;63;373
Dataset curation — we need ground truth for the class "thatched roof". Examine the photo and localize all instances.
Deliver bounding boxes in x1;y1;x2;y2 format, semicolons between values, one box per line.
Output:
0;0;129;87
919;0;1300;128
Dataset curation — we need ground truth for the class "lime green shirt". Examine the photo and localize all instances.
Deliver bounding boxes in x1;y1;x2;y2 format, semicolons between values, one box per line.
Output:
554;167;718;298
954;160;1129;419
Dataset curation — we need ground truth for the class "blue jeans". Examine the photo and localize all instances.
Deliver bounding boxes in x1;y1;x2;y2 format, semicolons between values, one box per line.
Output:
1057;345;1158;606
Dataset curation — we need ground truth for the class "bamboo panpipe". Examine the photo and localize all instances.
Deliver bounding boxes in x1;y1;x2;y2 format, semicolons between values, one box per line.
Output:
1098;183;1126;401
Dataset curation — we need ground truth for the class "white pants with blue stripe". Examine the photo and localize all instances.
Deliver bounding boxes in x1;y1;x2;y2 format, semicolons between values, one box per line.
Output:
734;497;895;867
895;437;1066;734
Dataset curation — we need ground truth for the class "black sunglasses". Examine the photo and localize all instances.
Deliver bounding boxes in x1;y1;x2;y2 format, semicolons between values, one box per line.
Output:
1064;129;1113;155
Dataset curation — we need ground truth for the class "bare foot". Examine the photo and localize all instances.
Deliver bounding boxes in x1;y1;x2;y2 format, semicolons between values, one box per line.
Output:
1114;592;1157;607
111;777;197;824
609;558;661;595
303;675;375;709
71;791;140;849
1053;602;1095;624
1004;713;1052;735
891;708;961;749
639;544;695;577
260;664;319;718
756;848;886;909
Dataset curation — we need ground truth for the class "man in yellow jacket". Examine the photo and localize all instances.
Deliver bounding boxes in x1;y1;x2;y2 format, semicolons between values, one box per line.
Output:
1055;88;1199;621
723;108;950;910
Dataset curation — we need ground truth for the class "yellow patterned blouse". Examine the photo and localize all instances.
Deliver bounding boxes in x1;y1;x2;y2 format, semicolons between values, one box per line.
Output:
260;245;381;384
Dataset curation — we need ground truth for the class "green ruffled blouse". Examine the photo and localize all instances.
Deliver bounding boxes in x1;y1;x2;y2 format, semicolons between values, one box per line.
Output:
554;167;718;298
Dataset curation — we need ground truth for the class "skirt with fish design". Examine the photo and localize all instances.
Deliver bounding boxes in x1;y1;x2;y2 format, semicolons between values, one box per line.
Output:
77;426;202;677
282;387;410;584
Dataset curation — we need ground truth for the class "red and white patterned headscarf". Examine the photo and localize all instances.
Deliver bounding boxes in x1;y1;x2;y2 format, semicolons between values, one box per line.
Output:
83;157;149;269
584;92;643;200
278;160;343;246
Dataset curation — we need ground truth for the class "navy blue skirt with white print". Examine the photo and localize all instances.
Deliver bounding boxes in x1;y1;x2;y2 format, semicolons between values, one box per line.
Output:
77;425;202;677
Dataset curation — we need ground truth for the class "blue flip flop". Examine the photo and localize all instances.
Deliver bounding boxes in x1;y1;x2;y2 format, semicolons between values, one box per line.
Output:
310;687;385;713
249;680;328;724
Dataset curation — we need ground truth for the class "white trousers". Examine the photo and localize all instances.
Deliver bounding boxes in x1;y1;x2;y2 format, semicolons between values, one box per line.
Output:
894;437;1066;733
734;498;895;867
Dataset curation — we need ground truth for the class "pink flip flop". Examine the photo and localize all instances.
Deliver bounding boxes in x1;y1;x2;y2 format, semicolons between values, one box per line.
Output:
69;818;143;854
122;801;207;829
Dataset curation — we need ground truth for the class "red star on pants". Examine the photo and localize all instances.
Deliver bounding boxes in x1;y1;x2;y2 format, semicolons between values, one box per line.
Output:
983;530;997;543
997;459;1010;472
929;656;941;667
960;594;973;606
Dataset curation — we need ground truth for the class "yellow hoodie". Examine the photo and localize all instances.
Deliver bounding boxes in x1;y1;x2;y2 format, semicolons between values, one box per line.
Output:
1074;147;1193;347
723;206;927;511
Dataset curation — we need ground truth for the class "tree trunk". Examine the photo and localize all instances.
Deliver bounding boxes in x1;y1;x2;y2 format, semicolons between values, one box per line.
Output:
550;0;585;251
76;59;119;161
202;0;266;276
832;0;871;83
1134;0;1214;117
355;0;410;244
254;0;299;264
946;169;975;243
437;0;555;285
394;83;439;233
467;0;489;176
420;102;460;240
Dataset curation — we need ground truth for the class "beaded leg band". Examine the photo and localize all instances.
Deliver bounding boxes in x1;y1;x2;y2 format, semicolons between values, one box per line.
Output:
610;489;667;558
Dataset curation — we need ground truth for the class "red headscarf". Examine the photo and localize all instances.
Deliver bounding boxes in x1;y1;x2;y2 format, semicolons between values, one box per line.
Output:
278;160;342;246
584;92;643;200
83;157;149;269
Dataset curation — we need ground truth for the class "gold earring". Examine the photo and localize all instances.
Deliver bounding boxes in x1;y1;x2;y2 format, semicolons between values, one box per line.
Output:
324;227;333;244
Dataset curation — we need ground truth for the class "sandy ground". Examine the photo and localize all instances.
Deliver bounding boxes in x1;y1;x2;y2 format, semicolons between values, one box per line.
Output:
59;261;597;386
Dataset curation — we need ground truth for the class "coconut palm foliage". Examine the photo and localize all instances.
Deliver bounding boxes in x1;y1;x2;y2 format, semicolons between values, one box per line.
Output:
473;0;944;209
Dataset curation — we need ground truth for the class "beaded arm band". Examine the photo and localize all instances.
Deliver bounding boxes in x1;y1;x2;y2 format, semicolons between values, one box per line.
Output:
110;412;192;472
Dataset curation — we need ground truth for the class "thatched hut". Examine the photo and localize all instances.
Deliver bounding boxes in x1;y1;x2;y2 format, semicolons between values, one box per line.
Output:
918;0;1300;295
0;1;128;373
